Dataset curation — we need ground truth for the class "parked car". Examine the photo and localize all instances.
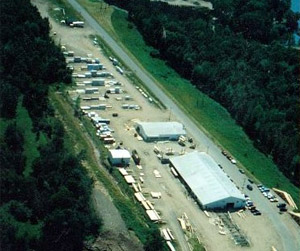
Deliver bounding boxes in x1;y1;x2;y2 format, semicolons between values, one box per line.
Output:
271;197;278;202
239;169;245;174
277;203;286;208
279;207;287;212
262;192;269;197
253;211;262;216
246;201;253;207
247;184;253;191
221;150;228;156
231;159;237;164
248;179;254;184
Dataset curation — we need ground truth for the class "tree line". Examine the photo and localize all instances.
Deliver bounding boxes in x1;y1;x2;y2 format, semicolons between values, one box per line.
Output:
0;0;100;250
105;0;300;185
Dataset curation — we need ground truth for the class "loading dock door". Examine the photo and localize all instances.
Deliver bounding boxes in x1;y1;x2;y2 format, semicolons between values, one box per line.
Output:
226;203;234;209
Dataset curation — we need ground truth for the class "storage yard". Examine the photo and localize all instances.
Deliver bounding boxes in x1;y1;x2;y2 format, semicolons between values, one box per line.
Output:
34;1;300;250
61;36;286;251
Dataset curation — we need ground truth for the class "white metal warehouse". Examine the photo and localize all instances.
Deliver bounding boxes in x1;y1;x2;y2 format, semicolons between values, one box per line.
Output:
170;151;246;210
108;149;131;166
136;122;186;142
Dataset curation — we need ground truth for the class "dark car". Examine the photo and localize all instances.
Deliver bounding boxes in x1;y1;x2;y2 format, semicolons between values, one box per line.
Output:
248;179;254;184
253;211;262;216
279;207;287;212
277;203;286;208
222;150;228;156
247;184;253;191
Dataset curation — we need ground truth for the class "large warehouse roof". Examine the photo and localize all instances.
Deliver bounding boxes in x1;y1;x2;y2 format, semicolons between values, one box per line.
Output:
137;122;186;138
170;151;245;207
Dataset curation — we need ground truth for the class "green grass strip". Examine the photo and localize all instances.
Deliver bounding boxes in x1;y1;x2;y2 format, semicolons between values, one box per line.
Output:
15;100;40;177
48;0;82;22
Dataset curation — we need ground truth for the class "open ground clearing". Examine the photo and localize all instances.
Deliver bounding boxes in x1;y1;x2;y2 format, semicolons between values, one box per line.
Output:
151;0;213;9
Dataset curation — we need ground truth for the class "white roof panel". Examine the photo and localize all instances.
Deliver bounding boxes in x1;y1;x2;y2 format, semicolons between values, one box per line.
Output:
118;168;128;176
124;175;135;184
137;122;186;138
170;152;245;206
146;210;161;221
109;149;131;159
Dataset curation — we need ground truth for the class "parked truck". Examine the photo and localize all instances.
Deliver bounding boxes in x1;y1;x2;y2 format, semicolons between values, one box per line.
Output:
132;149;141;165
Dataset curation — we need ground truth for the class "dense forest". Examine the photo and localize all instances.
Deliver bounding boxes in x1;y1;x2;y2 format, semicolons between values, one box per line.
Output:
105;0;300;186
0;0;100;250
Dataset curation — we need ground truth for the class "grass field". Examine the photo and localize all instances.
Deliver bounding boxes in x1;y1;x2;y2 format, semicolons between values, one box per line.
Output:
15;101;45;177
77;0;116;38
0;100;45;177
108;10;300;206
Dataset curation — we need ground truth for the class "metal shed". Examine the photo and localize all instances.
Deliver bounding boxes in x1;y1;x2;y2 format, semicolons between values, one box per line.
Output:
136;122;186;142
108;149;131;166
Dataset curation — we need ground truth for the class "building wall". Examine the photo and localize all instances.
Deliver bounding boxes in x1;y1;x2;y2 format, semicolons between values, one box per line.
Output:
108;157;130;166
108;151;131;166
205;197;245;210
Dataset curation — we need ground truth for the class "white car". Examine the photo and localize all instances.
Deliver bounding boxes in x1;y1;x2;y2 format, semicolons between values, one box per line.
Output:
262;192;269;197
270;197;278;202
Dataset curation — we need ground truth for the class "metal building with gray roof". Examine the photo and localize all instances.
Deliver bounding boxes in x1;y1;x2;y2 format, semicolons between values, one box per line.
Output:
170;151;246;210
136;122;186;142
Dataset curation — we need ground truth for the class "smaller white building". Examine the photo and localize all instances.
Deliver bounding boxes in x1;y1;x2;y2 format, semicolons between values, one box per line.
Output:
108;149;131;166
136;122;186;142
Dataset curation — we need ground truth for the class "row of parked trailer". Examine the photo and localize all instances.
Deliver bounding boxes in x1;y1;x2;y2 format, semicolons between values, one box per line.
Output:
66;52;128;112
63;50;118;146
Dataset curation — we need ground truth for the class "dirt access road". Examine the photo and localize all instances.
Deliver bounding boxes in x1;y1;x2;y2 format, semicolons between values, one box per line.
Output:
65;1;300;250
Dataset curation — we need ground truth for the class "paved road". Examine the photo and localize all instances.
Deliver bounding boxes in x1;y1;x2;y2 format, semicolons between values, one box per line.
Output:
67;1;300;250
